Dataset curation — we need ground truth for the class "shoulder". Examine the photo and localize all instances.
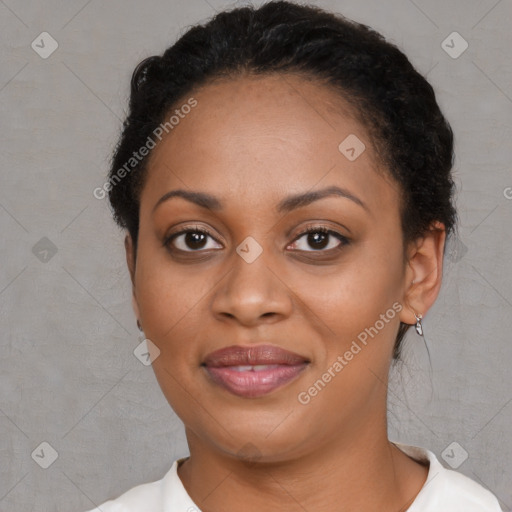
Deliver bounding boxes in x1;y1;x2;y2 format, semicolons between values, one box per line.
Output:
82;460;180;512
83;480;162;512
433;463;503;511
394;443;503;512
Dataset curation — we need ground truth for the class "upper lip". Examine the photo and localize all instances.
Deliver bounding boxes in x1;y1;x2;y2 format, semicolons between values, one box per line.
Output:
203;344;309;367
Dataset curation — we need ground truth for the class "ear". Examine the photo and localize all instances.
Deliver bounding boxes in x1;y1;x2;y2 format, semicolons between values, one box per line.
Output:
124;233;141;323
400;221;446;326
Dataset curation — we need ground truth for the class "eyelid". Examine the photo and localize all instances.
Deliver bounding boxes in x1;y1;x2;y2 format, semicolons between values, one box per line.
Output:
288;220;351;238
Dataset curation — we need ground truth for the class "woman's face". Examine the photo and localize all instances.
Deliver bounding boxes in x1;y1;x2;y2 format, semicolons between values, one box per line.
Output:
128;73;422;461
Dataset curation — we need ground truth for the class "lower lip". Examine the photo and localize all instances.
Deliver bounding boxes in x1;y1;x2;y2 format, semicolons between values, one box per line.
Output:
204;364;308;398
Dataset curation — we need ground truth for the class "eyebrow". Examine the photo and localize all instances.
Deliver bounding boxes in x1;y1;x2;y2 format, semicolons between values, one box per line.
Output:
152;185;368;215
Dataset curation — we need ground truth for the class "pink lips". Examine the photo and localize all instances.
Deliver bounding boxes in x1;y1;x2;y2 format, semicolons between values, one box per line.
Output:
202;344;309;398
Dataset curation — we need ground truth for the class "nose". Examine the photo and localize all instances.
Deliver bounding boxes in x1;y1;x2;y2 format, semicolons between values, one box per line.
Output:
210;246;293;327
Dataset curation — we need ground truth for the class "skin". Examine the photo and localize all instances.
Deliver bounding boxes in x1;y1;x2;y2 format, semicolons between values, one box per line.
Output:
124;72;446;511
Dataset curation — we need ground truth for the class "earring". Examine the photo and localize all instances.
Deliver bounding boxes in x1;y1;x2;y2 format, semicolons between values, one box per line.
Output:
414;313;423;336
137;319;143;331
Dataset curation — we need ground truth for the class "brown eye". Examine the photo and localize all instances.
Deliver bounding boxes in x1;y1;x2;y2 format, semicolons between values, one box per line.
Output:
164;227;222;252
289;227;349;252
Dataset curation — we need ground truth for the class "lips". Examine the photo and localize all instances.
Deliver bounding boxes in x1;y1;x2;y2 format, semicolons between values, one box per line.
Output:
202;344;309;398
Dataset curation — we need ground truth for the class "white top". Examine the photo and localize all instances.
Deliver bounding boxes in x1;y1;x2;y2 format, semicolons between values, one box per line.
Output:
85;443;502;511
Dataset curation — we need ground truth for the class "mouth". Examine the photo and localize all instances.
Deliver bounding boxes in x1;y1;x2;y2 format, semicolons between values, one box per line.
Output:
202;344;310;398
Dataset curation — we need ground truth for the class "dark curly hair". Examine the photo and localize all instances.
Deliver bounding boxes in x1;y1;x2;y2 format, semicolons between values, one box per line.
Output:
104;0;457;358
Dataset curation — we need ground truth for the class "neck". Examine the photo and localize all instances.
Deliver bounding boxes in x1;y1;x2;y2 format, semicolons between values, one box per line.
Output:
177;419;428;512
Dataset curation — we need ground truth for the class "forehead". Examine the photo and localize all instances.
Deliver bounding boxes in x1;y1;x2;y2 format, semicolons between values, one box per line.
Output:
141;73;398;215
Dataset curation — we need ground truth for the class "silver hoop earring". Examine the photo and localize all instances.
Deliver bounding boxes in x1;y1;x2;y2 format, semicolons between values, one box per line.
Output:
137;319;143;332
414;313;423;336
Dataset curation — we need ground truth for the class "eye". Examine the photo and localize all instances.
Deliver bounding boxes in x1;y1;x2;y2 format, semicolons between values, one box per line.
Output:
163;226;222;252
288;226;349;252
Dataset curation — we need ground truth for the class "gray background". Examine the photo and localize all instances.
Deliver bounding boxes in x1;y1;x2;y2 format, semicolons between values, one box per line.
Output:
0;0;511;510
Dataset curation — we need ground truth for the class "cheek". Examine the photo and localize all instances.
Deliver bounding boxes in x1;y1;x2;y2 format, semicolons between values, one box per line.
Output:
134;246;209;358
289;243;405;342
134;255;208;416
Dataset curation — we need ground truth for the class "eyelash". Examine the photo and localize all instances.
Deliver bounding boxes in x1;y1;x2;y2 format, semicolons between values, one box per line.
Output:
163;225;350;255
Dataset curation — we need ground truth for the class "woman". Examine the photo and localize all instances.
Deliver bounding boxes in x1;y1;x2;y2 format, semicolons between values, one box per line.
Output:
87;1;502;510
